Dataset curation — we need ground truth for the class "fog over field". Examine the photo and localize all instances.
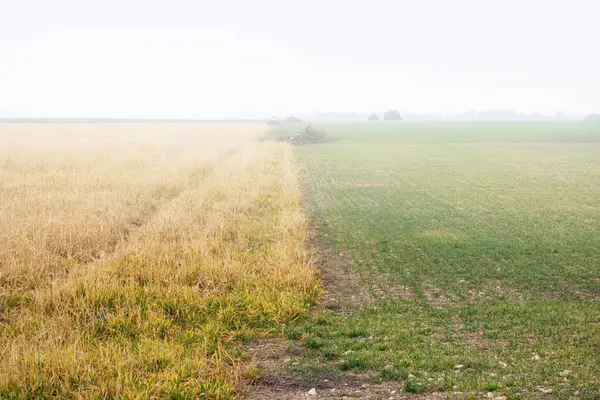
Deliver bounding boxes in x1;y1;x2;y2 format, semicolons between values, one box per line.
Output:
1;0;600;119
2;1;600;399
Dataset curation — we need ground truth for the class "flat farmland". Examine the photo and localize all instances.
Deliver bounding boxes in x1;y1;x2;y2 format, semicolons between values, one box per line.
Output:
287;123;600;399
0;123;319;399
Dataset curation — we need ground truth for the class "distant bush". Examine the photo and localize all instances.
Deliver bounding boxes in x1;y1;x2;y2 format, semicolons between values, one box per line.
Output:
294;128;334;145
368;113;380;121
261;126;334;145
383;109;403;121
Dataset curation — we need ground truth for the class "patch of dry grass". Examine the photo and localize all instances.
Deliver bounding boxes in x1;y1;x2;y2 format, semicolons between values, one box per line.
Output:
0;123;320;398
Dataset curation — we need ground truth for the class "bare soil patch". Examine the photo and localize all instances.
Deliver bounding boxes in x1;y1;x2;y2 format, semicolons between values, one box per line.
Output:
246;340;448;400
309;225;374;313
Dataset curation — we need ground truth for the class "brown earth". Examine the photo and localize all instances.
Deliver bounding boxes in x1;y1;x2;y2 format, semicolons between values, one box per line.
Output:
246;339;458;400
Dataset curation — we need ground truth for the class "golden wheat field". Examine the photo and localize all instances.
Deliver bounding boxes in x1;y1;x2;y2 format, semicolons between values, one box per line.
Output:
0;123;320;398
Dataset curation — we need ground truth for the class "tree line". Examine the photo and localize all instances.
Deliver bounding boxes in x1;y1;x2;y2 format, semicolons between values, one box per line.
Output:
368;109;403;121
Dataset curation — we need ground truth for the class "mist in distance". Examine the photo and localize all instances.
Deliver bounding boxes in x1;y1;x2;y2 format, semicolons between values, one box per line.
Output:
1;0;599;119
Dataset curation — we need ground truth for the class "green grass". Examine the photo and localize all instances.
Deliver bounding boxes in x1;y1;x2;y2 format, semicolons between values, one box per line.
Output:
288;122;600;399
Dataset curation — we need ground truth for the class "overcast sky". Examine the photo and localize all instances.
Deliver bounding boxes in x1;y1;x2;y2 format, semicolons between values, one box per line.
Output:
1;0;599;118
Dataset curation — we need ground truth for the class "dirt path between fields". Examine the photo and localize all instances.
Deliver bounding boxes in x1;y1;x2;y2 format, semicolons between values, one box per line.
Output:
308;220;374;313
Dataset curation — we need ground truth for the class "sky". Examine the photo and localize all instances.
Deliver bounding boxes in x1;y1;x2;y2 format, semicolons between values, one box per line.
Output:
1;0;599;118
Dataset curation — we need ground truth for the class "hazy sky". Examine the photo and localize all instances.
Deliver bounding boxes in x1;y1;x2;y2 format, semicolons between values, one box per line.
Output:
1;0;599;118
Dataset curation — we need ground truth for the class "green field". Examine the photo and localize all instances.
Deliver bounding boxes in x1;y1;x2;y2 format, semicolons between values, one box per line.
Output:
287;123;600;399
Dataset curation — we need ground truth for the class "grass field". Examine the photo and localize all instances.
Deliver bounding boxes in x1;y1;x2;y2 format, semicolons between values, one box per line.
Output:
284;122;600;399
0;123;319;398
2;122;599;399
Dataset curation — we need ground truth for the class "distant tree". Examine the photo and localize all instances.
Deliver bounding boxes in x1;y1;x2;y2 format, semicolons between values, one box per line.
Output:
585;113;600;121
383;109;403;121
368;113;380;121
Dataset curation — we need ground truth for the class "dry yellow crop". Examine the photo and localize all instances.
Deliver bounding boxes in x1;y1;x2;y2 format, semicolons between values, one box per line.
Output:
0;123;320;398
